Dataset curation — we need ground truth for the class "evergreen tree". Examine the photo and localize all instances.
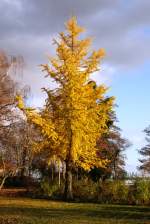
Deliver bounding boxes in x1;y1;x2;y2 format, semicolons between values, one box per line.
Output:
138;126;150;173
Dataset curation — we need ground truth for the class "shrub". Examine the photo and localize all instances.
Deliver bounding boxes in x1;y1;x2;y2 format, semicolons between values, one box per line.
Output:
73;178;98;202
40;177;60;197
97;180;129;204
134;178;150;205
4;176;37;188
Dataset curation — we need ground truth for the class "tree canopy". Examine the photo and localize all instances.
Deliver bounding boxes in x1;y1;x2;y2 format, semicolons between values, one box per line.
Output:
17;17;114;200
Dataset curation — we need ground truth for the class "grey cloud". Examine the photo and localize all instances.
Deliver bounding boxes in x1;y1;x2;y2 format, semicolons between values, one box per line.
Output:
0;0;150;95
88;0;150;67
0;0;119;36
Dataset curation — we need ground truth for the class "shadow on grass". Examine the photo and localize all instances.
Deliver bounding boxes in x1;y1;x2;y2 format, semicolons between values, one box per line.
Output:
0;204;150;222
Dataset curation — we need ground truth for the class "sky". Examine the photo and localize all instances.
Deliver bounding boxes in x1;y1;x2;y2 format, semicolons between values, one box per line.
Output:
1;0;150;173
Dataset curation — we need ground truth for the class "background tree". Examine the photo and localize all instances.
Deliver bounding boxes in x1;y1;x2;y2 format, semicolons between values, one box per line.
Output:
0;51;32;189
0;121;34;189
92;125;130;181
0;51;16;129
0;51;17;189
138;126;150;174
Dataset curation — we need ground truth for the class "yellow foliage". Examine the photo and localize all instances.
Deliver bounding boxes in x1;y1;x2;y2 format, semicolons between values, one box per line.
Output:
17;17;115;171
16;95;24;110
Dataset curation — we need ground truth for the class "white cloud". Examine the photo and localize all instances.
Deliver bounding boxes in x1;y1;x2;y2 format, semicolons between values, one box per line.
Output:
91;64;117;86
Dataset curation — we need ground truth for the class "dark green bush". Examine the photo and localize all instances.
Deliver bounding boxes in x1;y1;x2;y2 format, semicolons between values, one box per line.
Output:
4;176;37;188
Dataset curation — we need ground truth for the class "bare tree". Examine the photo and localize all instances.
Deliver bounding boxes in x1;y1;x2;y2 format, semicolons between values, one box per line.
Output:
0;51;32;189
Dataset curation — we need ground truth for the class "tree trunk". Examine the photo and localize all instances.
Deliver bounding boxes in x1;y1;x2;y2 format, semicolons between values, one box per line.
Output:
20;146;27;177
63;159;73;201
63;115;73;201
58;161;61;187
51;165;54;181
0;176;7;190
62;162;66;180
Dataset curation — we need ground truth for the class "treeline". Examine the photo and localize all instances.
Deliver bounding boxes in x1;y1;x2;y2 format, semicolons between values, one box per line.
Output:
0;18;150;204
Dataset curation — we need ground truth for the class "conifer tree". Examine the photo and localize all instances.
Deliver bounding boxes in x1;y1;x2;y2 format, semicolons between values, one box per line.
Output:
95;125;129;181
17;17;114;200
138;126;150;173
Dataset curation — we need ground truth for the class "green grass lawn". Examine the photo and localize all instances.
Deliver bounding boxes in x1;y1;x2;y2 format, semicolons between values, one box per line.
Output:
0;197;150;224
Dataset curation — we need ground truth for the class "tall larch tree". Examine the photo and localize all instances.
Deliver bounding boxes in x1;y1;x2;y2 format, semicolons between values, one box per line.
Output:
17;17;114;200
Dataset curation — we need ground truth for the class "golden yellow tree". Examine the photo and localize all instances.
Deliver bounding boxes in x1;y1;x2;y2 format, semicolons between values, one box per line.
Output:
17;17;114;200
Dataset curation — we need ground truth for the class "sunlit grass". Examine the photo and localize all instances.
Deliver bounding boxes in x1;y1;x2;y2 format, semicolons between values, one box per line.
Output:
0;197;150;224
